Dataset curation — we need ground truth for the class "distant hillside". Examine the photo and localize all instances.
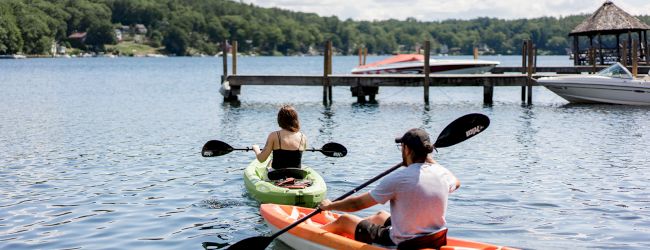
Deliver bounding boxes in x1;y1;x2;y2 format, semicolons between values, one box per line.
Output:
1;0;648;56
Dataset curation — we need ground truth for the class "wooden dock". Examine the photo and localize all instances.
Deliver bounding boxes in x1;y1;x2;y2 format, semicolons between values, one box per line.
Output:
224;73;535;104
219;39;650;105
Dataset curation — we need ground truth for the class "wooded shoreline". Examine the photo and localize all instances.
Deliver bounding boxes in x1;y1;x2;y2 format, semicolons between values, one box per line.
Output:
2;0;648;58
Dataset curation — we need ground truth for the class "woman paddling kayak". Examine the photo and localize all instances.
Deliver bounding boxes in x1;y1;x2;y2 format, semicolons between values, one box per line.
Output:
252;104;309;180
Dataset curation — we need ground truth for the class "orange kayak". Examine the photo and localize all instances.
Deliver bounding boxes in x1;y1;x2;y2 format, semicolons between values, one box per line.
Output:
260;204;519;250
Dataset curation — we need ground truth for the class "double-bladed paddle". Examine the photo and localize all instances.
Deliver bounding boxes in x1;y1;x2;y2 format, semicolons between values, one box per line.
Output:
201;140;348;158
224;113;490;250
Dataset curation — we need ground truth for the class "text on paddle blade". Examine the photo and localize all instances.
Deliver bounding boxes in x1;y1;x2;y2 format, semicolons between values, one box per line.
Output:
465;125;484;137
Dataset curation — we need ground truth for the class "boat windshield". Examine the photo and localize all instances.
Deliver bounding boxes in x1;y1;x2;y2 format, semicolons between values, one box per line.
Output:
597;63;632;79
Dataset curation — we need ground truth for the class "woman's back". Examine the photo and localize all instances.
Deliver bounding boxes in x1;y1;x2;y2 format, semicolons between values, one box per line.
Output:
272;130;306;169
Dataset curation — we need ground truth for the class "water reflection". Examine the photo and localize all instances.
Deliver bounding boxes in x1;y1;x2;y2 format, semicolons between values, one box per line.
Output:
217;102;247;148
350;101;380;109
516;106;537;149
317;106;336;141
221;99;241;108
421;106;432;127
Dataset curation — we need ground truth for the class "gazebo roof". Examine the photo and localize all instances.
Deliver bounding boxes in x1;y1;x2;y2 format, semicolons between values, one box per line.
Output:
570;1;650;36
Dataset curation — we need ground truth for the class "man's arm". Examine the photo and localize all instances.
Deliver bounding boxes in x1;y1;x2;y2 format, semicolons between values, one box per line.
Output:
319;192;378;212
428;155;461;191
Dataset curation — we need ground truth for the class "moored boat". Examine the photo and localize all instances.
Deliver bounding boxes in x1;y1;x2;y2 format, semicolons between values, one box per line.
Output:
0;54;27;59
261;204;519;250
244;158;327;208
537;62;650;105
351;54;499;75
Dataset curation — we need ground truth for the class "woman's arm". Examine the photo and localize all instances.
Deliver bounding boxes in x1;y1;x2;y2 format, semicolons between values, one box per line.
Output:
253;132;275;162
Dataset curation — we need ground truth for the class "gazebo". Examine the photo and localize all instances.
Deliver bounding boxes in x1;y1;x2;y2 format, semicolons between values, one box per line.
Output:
569;1;650;65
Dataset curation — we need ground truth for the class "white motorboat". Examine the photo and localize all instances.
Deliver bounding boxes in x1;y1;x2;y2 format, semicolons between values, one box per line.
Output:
0;54;27;59
351;54;499;74
537;63;650;105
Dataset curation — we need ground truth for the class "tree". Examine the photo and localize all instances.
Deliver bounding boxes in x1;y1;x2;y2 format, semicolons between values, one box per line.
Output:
85;21;116;51
31;0;70;42
545;36;568;54
206;16;227;43
149;30;163;48
64;0;112;34
17;13;52;55
163;27;189;56
0;12;24;54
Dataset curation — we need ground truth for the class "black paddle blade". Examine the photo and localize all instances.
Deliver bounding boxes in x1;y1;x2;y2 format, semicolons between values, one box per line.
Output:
201;140;234;157
434;113;490;148
320;142;347;157
227;236;273;250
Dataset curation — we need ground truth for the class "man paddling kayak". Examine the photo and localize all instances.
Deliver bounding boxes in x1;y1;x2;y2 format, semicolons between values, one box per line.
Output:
318;128;460;247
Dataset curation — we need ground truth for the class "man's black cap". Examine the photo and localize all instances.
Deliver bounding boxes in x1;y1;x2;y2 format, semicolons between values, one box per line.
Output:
395;128;434;154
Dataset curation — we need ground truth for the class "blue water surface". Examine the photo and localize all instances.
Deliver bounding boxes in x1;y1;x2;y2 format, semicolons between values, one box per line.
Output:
0;55;649;250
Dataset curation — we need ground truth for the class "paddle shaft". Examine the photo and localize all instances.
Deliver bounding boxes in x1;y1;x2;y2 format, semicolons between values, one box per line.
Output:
229;147;328;152
269;162;403;239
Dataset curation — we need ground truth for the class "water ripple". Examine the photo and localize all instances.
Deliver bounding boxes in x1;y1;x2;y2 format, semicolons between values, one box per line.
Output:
1;57;649;249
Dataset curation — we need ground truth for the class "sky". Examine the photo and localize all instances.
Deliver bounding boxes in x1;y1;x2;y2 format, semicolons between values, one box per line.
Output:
240;0;650;21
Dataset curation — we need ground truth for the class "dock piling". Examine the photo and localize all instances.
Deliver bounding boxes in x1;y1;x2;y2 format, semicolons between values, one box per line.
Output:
358;47;363;66
521;40;528;102
643;30;650;65
424;41;431;104
232;41;237;75
533;45;537;74
323;41;331;105
483;79;494;105
628;31;633;65
526;40;534;105
363;48;367;65
590;48;596;73
328;41;333;103
622;40;628;67
222;39;228;82
633;40;638;77
222;39;240;102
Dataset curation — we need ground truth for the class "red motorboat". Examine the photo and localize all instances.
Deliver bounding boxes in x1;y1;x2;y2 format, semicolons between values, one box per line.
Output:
352;54;499;74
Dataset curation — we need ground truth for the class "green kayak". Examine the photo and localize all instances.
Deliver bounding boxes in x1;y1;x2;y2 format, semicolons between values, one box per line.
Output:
243;157;327;208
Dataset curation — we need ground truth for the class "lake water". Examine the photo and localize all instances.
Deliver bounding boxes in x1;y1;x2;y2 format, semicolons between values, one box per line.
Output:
1;56;649;250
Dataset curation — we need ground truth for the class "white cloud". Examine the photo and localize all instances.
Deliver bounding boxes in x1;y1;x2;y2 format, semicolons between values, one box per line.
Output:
241;0;649;21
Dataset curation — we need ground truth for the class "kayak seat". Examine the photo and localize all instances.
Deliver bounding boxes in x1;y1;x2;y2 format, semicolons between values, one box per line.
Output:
396;228;447;250
268;168;308;180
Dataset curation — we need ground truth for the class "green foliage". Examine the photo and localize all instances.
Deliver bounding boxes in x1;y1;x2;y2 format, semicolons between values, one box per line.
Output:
0;6;24;54
163;27;189;56
1;0;648;56
149;30;163;48
85;21;117;51
17;13;53;55
64;0;112;33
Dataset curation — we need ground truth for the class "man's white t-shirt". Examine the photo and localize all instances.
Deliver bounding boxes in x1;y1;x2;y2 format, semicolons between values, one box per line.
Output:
369;162;458;244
